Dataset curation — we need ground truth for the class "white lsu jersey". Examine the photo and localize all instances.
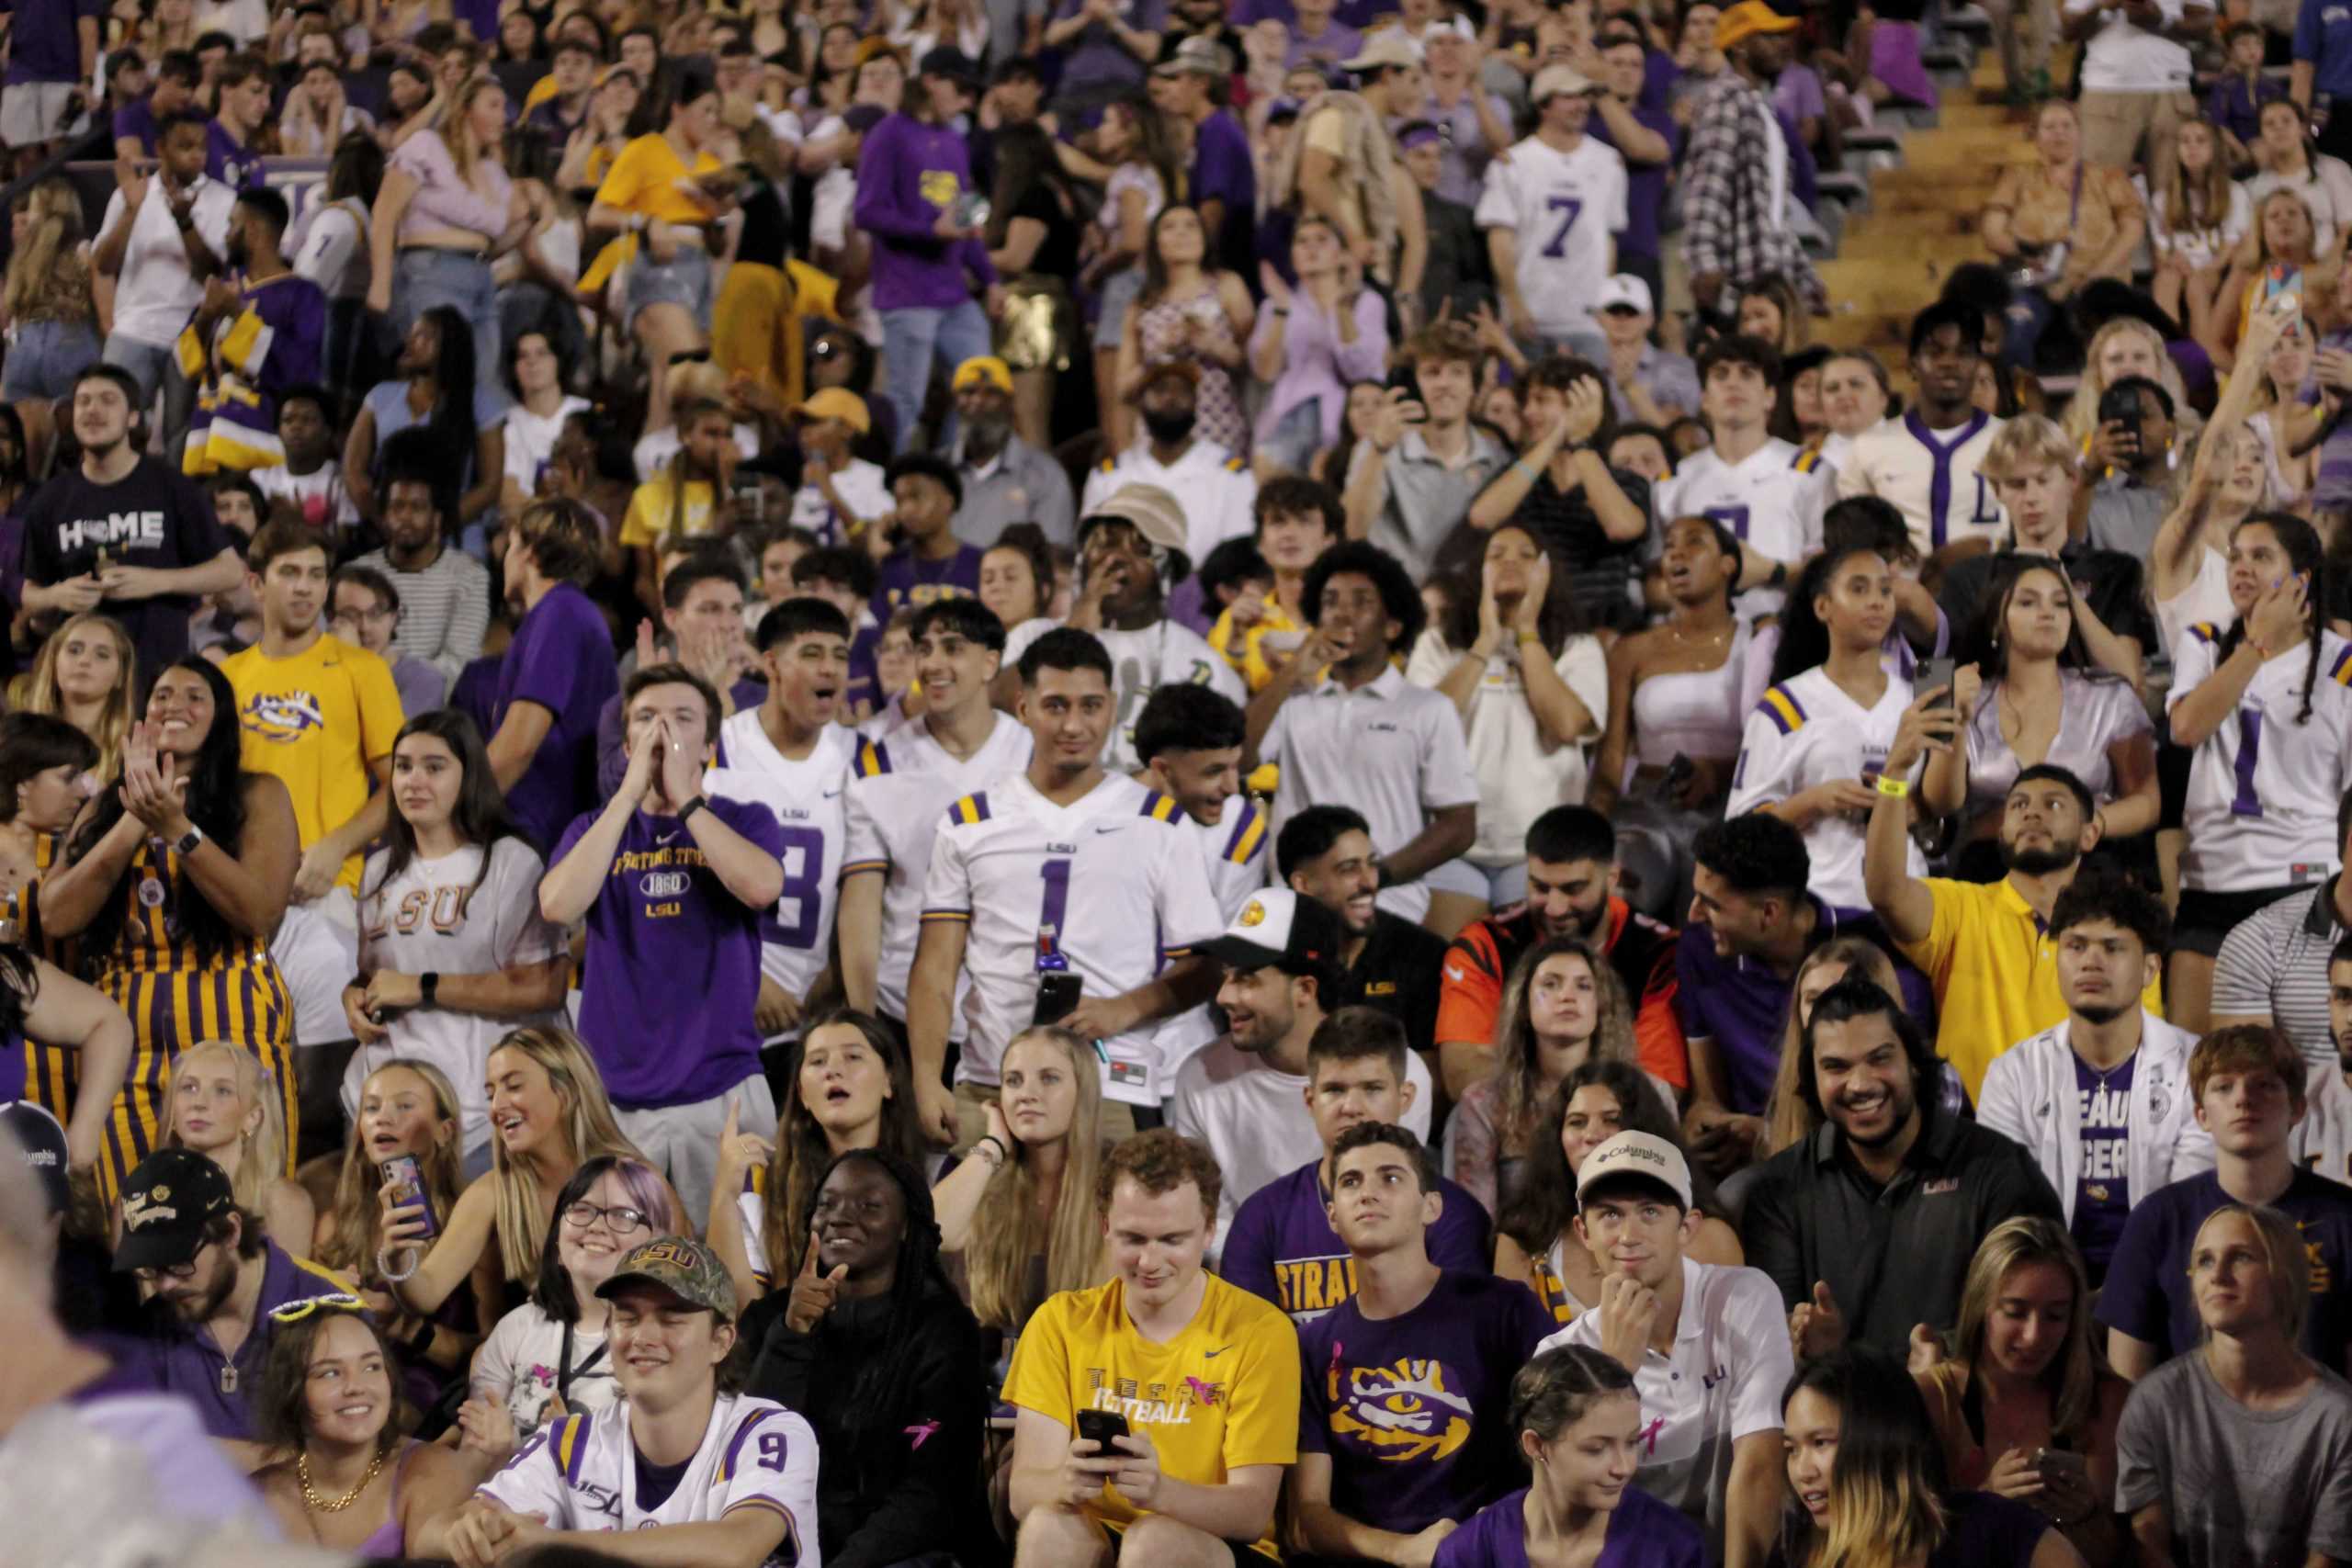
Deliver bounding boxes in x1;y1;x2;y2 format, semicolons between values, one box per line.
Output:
2167;625;2352;894
1654;439;1834;620
1157;796;1275;1062
1474;133;1629;337
1002;619;1249;774
708;713;859;1008
1834;411;2009;557
1726;665;1925;910
840;712;1034;1025
479;1393;818;1563
921;772;1225;1105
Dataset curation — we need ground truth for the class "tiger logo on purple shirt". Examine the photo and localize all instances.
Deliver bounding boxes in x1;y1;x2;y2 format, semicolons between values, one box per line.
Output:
1327;1358;1475;1464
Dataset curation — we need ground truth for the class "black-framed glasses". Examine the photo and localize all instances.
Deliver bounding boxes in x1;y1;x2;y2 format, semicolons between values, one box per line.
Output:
130;1254;205;1284
563;1201;652;1235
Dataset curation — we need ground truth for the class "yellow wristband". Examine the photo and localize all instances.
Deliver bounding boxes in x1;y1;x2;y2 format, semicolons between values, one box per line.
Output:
1875;774;1911;798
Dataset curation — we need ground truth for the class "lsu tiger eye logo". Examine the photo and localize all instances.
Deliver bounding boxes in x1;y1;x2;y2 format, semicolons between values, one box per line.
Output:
1328;1358;1473;1463
920;170;962;209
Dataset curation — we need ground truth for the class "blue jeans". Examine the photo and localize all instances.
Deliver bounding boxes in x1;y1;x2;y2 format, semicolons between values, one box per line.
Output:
880;299;991;455
3;319;100;400
102;332;195;459
391;248;508;416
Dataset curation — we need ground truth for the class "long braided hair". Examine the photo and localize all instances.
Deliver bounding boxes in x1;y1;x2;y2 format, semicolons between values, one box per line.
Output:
2214;510;2327;725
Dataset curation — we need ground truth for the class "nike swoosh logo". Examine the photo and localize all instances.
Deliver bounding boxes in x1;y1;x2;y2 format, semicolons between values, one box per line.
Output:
1444;965;1464;981
1204;1345;1232;1358
1094;823;1124;834
824;788;842;798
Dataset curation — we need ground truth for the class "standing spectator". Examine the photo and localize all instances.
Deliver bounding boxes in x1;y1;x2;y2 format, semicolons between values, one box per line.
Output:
0;0;97;167
1250;218;1390;479
178;189;328;478
1;180;100;477
1082;364;1260;571
874;455;986;620
298;135;387;414
345;307;505;536
2060;0;2207;201
486;500;621;859
111;50;196;161
946;357;1076;548
1282;43;1424;294
982;124;1086;454
329;567;447;720
1747;977;2064;1359
2211;24;2283;160
2115;1203;2352;1564
252;387;361;546
1414;28;1514;206
203;54;269;192
1117;207;1255;463
1464;356;1652;625
2211;797;2352;1071
1209;479;1340;694
351;433;492;694
1680;4;1825;324
1476;64;1625;359
1590;275;1699;427
1148;39;1256;276
1345;322;1513;581
1399;119;1492;325
1040;0;1167;108
498;332;590;517
1588;29;1679;311
2150;118;2251;345
92;112;232;460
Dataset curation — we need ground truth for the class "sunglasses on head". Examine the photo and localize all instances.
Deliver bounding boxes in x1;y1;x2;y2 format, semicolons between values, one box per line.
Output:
268;1292;368;1325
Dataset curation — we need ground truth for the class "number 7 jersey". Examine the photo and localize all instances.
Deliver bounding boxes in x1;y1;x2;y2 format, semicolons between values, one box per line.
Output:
920;772;1225;1107
1474;133;1630;339
2168;625;2352;893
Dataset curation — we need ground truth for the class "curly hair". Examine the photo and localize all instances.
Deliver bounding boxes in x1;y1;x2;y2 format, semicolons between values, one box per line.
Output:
1096;1127;1222;1224
1492;937;1637;1154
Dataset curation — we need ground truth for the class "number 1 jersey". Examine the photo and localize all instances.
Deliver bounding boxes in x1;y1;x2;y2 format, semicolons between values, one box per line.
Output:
1474;134;1630;339
2167;625;2352;893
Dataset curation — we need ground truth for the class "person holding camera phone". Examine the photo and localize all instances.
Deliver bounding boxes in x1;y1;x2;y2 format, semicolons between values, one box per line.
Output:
2083;375;2179;560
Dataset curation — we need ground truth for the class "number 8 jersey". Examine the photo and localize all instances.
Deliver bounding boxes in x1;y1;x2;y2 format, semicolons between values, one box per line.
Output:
2169;625;2352;893
479;1394;819;1562
920;772;1225;1107
1474;132;1630;341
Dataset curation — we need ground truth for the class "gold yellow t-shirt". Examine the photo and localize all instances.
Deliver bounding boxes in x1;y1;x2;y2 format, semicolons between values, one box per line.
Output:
620;478;717;549
221;634;405;894
1003;1274;1301;1559
593;132;726;225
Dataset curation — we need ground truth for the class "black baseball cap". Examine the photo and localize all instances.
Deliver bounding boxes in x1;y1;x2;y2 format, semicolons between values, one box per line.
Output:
112;1147;236;1273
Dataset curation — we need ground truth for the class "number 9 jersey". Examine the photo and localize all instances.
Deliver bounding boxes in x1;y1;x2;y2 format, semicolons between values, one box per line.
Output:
479;1394;820;1563
2168;624;2352;894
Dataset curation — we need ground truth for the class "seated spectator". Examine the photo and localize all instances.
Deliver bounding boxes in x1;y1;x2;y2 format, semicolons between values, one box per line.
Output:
1751;978;2063;1358
743;1150;989;1568
248;1304;485;1551
2099;1023;2352;1379
1292;1122;1550;1560
2148;118;2253;350
2213;824;2352;1083
330;566;448;719
978;525;1060;654
1778;1348;2082;1568
874;455;986;621
708;1010;931;1306
1435;1341;1710;1566
1980;100;2146;371
2118;1202;2352;1564
1592;276;1698;428
1814;351;1894;476
1208;477;1340;694
934;1025;1109;1337
1083;362;1260;577
2242;98;2352;254
499;331;591;518
1913;1220;2129;1565
1002;1129;1299;1568
8;615;133;782
787;389;891;548
1977;874;2214;1286
1221;1005;1480;1322
458;1156;676;1461
1277;806;1452;1049
949;359;1078;549
1537;1130;1792;1566
1466;356;1651;626
0;825;131;1179
162;1041;312;1258
2206;25;2279;164
110;1147;357;1441
420;1237;819;1562
594;548;765;798
253;385;361;546
1498;1057;1739;1325
617;398;747;615
2081;377;2180;561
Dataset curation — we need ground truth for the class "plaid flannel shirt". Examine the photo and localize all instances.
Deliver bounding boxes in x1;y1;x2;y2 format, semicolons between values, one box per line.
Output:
1680;72;1826;309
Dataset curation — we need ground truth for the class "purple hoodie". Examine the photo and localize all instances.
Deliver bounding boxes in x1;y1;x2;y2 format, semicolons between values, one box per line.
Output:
853;112;999;311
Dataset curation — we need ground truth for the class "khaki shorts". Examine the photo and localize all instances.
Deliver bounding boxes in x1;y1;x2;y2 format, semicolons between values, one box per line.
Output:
953;1078;1137;1156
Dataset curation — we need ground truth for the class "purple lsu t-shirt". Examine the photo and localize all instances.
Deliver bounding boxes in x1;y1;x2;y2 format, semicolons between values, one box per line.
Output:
1223;1162;1494;1323
1297;1271;1556;1535
496;581;621;853
871;544;983;622
2071;1051;2134;1277
554;795;786;1109
1433;1483;1709;1568
1588;100;1679;262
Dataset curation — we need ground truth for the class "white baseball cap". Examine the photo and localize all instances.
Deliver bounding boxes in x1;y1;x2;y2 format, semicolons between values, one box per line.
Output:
1575;1130;1693;1210
1591;275;1655;317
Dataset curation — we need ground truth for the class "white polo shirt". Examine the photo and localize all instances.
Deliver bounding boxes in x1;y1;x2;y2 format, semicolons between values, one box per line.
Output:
1540;1257;1792;1548
2063;0;2194;93
1260;665;1481;923
1080;438;1259;569
98;175;238;347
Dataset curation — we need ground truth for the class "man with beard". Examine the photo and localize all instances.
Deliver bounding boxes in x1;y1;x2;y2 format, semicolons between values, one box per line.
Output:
1834;302;2009;558
1743;978;2062;1359
1976;871;2214;1286
178;187;325;477
1867;735;2163;1100
1343;321;1511;581
1436;806;1681;1100
1080;361;1257;573
350;428;492;691
946;356;1074;547
109;1146;360;1441
1280;806;1451;1057
19;363;243;681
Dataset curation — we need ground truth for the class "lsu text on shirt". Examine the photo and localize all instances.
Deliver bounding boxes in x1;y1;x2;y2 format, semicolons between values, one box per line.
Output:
1726;666;1924;911
1003;1275;1301;1559
480;1392;818;1563
919;773;1224;1105
1833;412;2009;558
2166;624;2352;893
1654;440;1833;621
1473;134;1631;337
708;713;860;1010
222;633;405;894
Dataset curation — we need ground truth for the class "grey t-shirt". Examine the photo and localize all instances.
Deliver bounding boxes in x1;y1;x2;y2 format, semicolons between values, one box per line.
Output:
2116;1350;2352;1568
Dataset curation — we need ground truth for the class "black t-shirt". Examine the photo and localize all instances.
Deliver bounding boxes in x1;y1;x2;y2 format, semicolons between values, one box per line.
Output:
1341;911;1449;1053
1766;1491;2046;1568
738;179;790;270
1008;179;1083;281
20;457;231;690
632;1447;695;1511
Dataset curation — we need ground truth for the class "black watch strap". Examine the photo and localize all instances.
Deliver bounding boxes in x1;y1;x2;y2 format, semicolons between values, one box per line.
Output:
677;795;710;822
420;972;440;1008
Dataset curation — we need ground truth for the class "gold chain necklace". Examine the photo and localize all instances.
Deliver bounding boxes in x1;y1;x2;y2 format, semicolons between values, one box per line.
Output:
298;1446;387;1513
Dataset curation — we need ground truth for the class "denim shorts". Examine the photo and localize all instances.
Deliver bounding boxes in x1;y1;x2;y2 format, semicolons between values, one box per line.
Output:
628;245;714;331
3;319;101;401
1258;396;1323;477
1091;265;1143;352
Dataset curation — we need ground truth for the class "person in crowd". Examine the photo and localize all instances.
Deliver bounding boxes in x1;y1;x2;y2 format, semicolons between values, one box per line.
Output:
1246;541;1478;931
616;400;752;612
460;1156;680;1456
1210;479;1340;694
1002;1128;1300;1568
330;566;446;720
1681;4;1823;323
297;133;387;412
1116;205;1253;462
485;500;622;855
875;455;987;620
1277;806;1451;1050
2081;378;2178;561
1149;39;1256;277
1747;976;2064;1358
346;307;505;535
1535;1130;1792;1568
1401;118;1488;328
1346;325;1513;585
203;54;270;193
0;179;99;476
110;1145;357;1440
2099;1023;2352;1377
1589;275;1697;429
421;1235;819;1564
910;627;1223;1145
2165;511;2352;1033
1476;63;1623;359
1813;350;1894;475
1133;682;1267;931
1977;873;2214;1287
948;357;1077;548
1250;217;1392;479
10;612;135;782
41;658;296;1188
351;432;492;693
342;712;569;1179
1980;99;2147;369
248;1303;486;1551
2151;328;2278;655
1835;303;2008;558
253;385;361;545
164;1039;311;1258
498;332;589;520
1778;1348;2085;1568
1291;1122;1548;1562
2212;794;2352;1072
21;365;243;683
2116;1202;2352;1565
741;1150;989;1568
90;113;232;459
1912;1220;2128;1564
178;188;327;479
1464;355;1651;621
0;900;129;1190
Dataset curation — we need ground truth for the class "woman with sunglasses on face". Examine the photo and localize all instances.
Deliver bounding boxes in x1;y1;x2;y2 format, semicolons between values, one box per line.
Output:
249;1305;486;1552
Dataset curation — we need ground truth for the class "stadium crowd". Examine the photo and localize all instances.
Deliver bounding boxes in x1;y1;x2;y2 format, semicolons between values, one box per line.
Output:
5;0;2352;1563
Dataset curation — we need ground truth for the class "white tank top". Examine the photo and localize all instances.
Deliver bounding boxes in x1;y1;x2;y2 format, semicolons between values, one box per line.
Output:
1632;622;1753;772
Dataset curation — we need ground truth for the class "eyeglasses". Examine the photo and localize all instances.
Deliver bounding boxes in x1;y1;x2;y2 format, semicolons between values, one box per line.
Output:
267;1291;368;1324
130;1253;206;1284
563;1201;652;1235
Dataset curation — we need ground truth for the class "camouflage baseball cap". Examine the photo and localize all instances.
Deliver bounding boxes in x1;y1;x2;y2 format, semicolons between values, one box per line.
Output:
595;1235;739;1320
